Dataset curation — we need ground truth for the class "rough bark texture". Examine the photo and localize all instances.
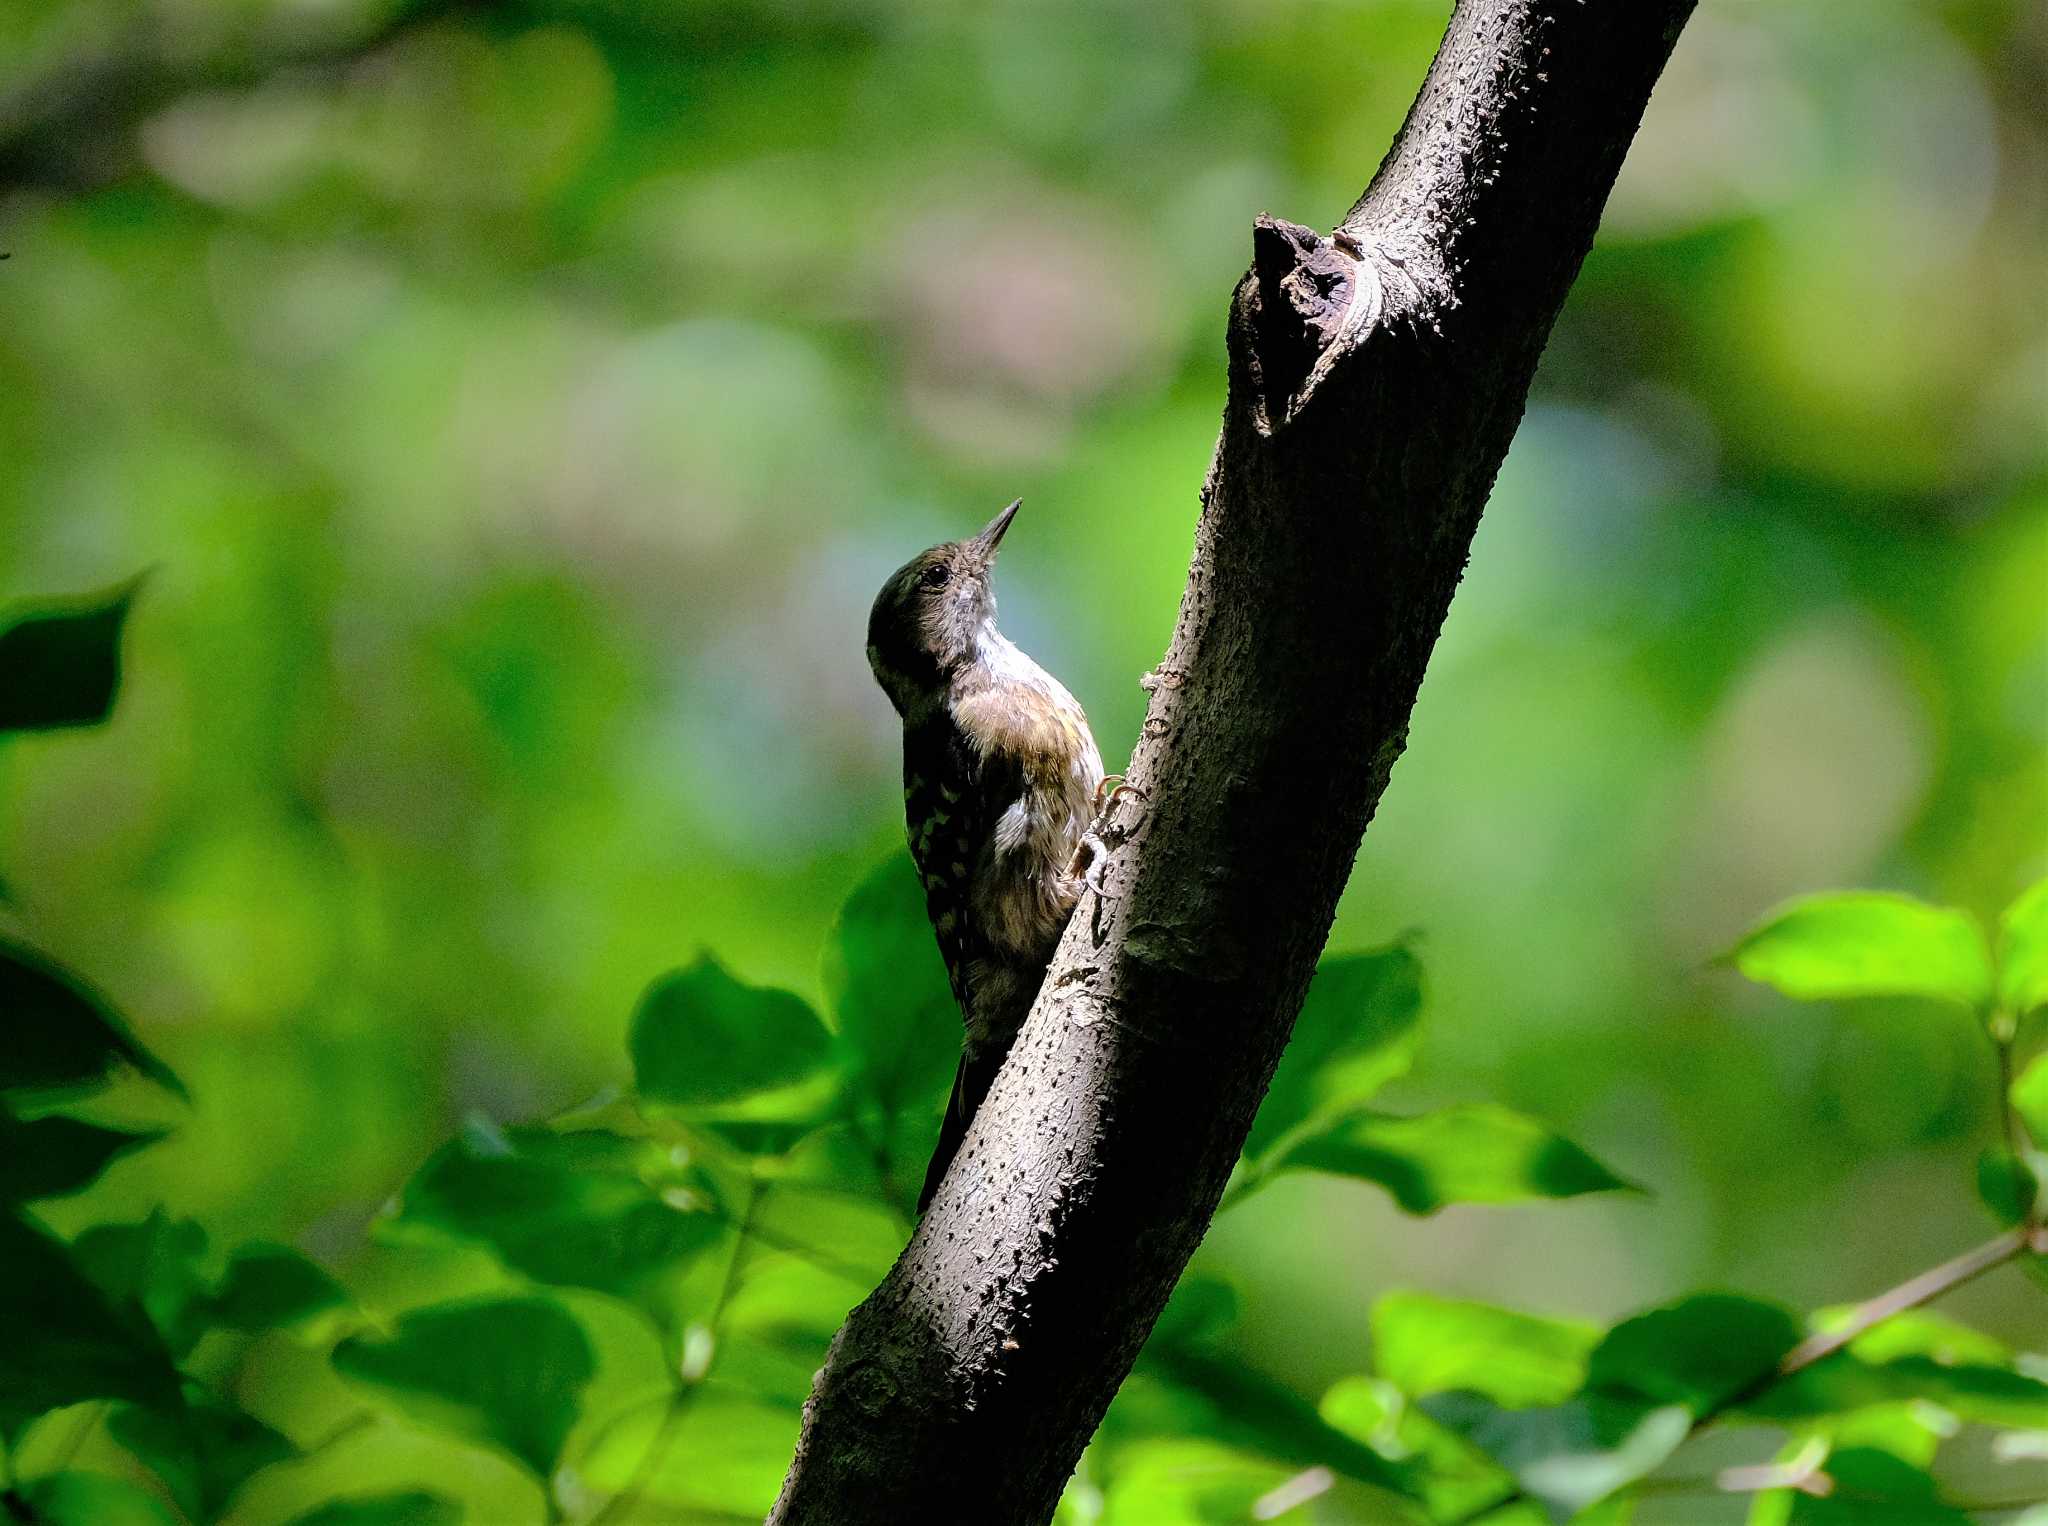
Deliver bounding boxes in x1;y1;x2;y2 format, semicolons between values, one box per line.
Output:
772;3;1696;1520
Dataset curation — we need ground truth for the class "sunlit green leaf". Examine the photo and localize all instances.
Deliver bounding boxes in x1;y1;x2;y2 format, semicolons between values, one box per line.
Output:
1725;892;1993;1011
0;580;137;733
749;1178;905;1288
109;1394;298;1522
577;1385;799;1517
1814;1403;1947;1469
395;1119;725;1317
0;1107;164;1202
1095;1438;1307;1524
1246;943;1423;1160
332;1296;595;1479
0;943;184;1102
2000;879;2048;1017
15;1471;179;1526
1372;1290;1600;1407
0;1210;183;1438
285;1494;465;1526
70;1210;212;1358
207;1243;349;1334
1273;1104;1640;1214
1835;1308;2008;1368
630;956;833;1107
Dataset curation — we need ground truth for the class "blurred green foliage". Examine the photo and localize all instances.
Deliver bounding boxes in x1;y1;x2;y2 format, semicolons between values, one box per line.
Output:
1;0;2044;1520
5;592;2046;1522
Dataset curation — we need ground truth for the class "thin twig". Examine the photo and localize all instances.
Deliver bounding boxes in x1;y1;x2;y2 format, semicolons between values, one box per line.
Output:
1736;1224;2035;1407
1448;1223;2045;1526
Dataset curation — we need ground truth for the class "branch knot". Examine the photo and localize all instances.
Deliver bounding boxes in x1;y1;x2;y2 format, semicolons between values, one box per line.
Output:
1240;216;1379;430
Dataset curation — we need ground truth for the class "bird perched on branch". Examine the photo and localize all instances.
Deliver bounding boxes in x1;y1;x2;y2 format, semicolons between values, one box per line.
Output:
867;500;1105;1213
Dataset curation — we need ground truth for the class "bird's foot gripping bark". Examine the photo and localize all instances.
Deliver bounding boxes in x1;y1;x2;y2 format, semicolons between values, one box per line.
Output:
1070;775;1143;896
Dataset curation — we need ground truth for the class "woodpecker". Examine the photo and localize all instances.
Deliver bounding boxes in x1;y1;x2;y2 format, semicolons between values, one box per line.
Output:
867;500;1105;1213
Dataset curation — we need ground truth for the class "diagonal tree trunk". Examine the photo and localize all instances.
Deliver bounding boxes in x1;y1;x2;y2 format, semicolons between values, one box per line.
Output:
772;3;1696;1519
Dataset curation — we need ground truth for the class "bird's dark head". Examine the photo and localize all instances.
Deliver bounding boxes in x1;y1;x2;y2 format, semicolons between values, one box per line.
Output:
867;499;1019;716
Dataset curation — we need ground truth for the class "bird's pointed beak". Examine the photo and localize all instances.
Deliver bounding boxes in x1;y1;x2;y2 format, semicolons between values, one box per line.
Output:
970;499;1021;564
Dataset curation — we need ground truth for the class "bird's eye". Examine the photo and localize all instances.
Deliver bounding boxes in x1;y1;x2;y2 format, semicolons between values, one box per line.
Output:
920;564;951;589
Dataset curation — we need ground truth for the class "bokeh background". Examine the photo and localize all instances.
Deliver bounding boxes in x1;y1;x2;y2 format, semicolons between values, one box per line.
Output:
2;0;2044;1503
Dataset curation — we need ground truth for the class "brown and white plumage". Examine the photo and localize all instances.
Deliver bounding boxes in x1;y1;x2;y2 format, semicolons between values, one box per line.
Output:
867;501;1103;1212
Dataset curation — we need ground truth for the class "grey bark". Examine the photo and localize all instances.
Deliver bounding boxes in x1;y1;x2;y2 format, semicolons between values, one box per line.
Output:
771;2;1696;1520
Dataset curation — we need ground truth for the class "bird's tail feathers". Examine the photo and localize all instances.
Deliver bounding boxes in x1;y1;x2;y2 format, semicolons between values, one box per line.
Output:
916;1049;999;1215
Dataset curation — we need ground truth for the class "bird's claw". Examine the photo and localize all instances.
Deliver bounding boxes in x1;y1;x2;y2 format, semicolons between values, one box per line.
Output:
1091;773;1140;817
1070;775;1143;899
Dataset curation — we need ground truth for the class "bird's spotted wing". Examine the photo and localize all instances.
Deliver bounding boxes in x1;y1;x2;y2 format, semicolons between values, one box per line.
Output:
902;715;1009;1021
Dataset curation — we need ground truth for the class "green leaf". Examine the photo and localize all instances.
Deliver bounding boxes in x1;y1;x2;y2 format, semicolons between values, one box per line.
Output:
1247;944;1423;1160
109;1394;298;1521
15;1471;179;1526
206;1243;349;1333
1588;1294;1800;1414
1320;1377;1521;1526
331;1296;595;1479
394;1119;725;1316
1885;1357;2048;1430
748;1176;906;1288
1423;1391;1691;1524
576;1385;800;1517
1837;1307;2009;1368
823;857;959;1112
0;942;184;1101
1716;1310;2048;1431
1806;1402;1947;1468
2013;1054;2048;1146
71;1211;213;1358
2000;879;2048;1018
1094;1438;1305;1525
1725;892;1993;1011
285;1493;465;1526
1423;1295;1827;1520
1978;1146;2042;1229
1273;1104;1640;1214
1372;1290;1600;1407
0;1107;164;1202
629;956;833;1107
1788;1448;1970;1524
1139;1345;1416;1496
0;580;138;733
0;1210;184;1438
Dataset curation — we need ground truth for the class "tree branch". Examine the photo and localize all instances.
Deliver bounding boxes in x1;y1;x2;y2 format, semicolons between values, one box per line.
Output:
772;3;1696;1520
1752;1223;2044;1403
